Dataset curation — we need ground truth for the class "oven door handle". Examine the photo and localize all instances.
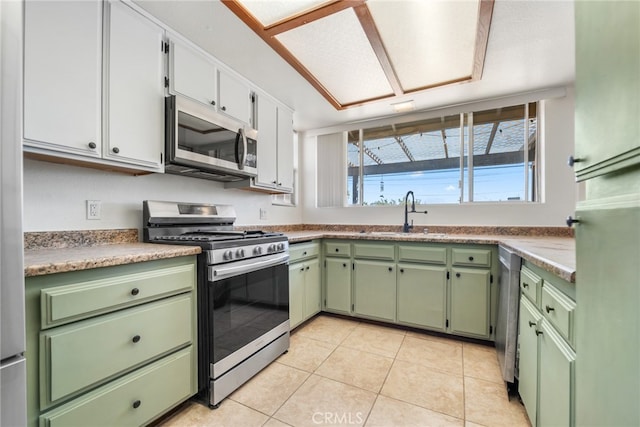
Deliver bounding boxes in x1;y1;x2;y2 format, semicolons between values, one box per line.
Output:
210;253;289;280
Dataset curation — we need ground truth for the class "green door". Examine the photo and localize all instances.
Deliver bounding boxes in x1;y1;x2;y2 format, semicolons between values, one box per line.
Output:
353;260;396;321
288;263;305;329
324;257;351;314
397;263;446;331
304;259;321;319
519;296;541;427
538;320;575;427
450;267;490;338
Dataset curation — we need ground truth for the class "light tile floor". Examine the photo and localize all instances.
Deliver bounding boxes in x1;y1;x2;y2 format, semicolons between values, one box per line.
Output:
158;314;530;427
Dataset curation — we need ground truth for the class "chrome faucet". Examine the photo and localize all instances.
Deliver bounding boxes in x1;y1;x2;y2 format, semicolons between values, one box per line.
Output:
403;190;428;232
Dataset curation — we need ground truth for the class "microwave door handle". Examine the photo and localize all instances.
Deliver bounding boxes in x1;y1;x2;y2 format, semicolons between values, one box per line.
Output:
237;127;247;170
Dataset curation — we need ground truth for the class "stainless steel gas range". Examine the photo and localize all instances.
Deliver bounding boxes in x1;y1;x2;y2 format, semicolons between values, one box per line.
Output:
143;200;290;408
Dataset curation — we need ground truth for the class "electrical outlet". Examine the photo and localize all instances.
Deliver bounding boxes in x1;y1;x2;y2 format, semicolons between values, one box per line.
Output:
87;200;101;220
259;208;268;220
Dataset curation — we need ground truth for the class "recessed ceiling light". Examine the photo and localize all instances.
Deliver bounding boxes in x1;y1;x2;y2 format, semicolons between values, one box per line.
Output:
391;100;415;113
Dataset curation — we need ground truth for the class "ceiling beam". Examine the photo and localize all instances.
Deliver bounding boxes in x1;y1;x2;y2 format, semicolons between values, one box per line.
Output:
353;4;404;96
264;1;365;37
472;0;495;80
351;141;383;165
441;129;449;158
394;136;415;162
485;122;499;155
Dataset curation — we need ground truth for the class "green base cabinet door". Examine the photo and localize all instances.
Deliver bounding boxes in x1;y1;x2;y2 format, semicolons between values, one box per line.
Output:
450;267;490;338
303;259;321;319
324;258;351;314
288;263;305;329
538;320;575;427
353;260;396;321
397;263;446;331
519;296;541;427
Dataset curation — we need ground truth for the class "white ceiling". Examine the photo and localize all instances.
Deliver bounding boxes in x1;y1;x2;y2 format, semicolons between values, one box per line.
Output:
134;0;575;132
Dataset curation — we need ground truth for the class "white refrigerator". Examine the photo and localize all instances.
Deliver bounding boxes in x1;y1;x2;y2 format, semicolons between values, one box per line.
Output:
1;1;27;425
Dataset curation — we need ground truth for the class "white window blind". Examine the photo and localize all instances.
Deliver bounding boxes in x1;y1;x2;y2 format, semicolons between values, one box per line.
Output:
317;132;346;207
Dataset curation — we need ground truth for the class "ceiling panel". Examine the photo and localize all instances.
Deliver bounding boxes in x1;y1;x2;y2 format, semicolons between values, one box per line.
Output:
276;8;393;105
239;0;330;27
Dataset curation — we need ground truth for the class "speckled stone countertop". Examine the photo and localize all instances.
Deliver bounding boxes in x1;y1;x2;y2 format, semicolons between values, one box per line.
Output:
24;229;201;277
283;231;576;283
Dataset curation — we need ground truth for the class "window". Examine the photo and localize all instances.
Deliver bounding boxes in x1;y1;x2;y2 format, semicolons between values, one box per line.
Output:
340;102;537;206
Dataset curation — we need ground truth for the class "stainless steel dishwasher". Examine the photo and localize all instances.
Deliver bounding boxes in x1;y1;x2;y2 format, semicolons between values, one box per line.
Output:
496;246;521;394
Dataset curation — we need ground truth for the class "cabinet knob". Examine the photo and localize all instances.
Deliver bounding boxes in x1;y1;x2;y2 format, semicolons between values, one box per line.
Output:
210;100;216;106
132;400;141;409
568;155;582;167
272;180;277;184
545;305;555;313
522;282;529;289
278;182;282;186
342;263;347;268
535;330;544;336
528;321;536;328
468;256;474;261
88;142;96;149
566;216;579;227
221;106;226;111
306;266;310;271
456;272;461;278
112;147;120;154
132;335;141;343
300;267;305;272
400;269;404;273
302;251;307;256
130;288;140;296
388;267;393;272
335;248;339;252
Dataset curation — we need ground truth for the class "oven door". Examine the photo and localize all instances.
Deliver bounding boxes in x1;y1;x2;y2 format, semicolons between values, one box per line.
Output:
208;253;289;379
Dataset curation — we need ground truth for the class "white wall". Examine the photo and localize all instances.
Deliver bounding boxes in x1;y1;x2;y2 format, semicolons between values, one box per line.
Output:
300;88;577;227
23;159;302;232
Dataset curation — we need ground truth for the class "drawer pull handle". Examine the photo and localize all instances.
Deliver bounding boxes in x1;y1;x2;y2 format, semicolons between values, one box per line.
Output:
302;251;307;255
456;273;461;278
568;155;582;167
535;330;544;336
528;321;536;328
132;335;141;343
522;282;529;288
306;266;309;271
132;400;141;409
545;305;555;313
468;256;474;261
335;248;339;252
112;147;120;154
388;267;393;272
210;100;216;106
131;288;140;296
88;142;96;149
566;216;579;227
342;263;347;267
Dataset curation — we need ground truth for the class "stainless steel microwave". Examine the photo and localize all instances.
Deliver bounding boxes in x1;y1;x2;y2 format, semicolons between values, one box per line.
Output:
165;95;257;182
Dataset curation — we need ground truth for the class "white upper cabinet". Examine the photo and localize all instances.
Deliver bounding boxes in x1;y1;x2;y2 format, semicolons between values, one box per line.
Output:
217;70;253;126
23;0;102;157
169;39;217;107
276;107;294;191
255;95;278;188
104;1;164;170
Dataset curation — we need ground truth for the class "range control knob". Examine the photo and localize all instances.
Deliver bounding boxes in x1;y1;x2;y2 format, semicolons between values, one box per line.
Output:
223;250;233;260
253;246;263;255
267;244;276;253
276;243;285;251
236;249;245;258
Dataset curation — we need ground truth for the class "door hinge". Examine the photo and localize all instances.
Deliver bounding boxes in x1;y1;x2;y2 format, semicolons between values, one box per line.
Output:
250;92;255;103
446;271;450;280
351;304;354;311
352;263;354;270
164;77;169;88
324;299;326;307
324;260;326;268
490;325;493;334
160;152;163;163
490;274;494;284
446;319;449;328
163;42;169;54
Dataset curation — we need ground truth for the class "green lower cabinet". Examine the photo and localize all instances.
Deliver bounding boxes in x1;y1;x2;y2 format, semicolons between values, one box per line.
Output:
396;263;446;331
324;257;351;314
353;259;396;321
450;267;490;338
519;295;542;427
289;259;321;329
39;346;193;427
538;319;575;427
288;263;306;329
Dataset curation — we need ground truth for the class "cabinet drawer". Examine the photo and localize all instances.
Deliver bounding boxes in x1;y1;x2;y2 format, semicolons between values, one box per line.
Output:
324;241;351;257
541;282;576;343
520;266;542;305
40;294;192;406
353;243;395;260
39;346;193;427
451;248;492;267
398;245;446;265
289;241;319;263
41;261;195;329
